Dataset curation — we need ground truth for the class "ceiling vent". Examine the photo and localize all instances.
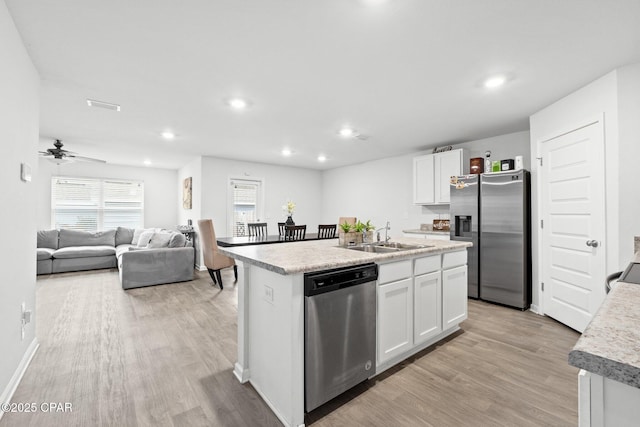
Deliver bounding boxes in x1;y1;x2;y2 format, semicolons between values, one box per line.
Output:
86;98;121;112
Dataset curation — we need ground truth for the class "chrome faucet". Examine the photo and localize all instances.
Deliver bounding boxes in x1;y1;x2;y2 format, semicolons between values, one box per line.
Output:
376;221;391;243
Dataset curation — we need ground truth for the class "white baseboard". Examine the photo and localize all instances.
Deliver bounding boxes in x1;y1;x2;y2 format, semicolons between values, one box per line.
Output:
0;338;39;421
530;304;541;315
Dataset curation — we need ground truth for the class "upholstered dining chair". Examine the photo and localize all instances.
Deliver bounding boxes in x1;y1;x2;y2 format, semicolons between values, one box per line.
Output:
278;222;286;237
197;219;237;290
338;217;357;228
317;224;337;239
284;225;306;241
247;222;268;237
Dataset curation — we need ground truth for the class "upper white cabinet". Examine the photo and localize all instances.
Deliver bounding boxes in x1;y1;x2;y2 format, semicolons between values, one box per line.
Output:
413;149;463;205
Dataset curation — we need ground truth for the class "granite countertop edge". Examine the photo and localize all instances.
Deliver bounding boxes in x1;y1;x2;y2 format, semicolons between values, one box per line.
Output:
218;238;471;275
569;349;640;388
568;273;640;389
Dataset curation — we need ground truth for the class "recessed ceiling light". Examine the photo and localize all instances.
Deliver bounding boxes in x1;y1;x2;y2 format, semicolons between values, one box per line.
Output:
86;98;121;112
282;148;292;156
318;155;327;162
161;131;175;139
484;75;506;89
227;97;251;110
143;159;152;166
338;127;358;138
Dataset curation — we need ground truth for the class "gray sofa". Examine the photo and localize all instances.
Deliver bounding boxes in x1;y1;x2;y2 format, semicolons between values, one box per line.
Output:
37;227;194;289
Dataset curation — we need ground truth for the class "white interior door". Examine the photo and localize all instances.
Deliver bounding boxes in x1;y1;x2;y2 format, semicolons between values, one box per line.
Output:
540;120;606;333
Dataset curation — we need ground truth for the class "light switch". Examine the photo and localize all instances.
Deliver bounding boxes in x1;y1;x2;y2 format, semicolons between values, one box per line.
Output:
20;163;32;182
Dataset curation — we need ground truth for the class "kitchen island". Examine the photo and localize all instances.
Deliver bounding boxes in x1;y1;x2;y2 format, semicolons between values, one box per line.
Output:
219;237;471;427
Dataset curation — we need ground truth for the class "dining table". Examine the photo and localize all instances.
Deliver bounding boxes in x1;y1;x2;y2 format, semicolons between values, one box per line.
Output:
217;233;333;247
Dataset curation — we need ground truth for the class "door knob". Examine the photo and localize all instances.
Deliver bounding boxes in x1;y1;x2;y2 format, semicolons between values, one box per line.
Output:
586;240;599;248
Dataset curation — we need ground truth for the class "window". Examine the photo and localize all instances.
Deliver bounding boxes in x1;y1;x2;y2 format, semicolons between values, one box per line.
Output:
228;178;263;237
51;176;144;231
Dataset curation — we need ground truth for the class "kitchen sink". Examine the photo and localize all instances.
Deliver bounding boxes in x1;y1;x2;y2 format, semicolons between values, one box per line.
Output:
345;242;433;253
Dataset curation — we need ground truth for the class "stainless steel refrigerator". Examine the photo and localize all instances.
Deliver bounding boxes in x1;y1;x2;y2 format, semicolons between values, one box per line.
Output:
449;175;480;299
479;170;531;309
450;170;531;309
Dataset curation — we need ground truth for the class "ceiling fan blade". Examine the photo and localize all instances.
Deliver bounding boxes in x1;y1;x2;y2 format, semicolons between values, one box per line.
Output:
67;154;106;163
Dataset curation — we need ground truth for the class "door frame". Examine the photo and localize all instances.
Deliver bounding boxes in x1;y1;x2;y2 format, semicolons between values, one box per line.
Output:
534;113;608;317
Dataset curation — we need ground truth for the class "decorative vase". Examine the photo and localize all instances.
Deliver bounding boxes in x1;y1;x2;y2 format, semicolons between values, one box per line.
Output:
285;215;295;226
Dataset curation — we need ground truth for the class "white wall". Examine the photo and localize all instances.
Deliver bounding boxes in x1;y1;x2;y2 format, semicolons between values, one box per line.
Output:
36;158;179;230
321;131;530;237
455;131;531;172
178;157;203;266
616;63;640;265
529;70;620;313
181;156;323;269
0;1;40;409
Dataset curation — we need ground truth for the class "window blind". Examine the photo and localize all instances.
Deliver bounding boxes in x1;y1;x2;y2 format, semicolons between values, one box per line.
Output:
51;177;144;231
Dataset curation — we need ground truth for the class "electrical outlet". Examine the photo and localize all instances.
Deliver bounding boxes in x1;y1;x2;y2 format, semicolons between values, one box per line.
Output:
264;285;274;303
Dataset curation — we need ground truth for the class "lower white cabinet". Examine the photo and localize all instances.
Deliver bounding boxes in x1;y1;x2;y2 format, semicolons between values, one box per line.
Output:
442;265;468;329
414;271;442;345
377;278;413;364
377;253;467;369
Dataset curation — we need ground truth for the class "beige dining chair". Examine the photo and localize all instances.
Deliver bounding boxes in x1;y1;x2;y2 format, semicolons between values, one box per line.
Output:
338;217;357;229
197;219;237;289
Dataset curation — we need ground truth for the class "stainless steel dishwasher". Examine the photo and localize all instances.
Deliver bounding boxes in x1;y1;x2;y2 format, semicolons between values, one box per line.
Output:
304;263;378;412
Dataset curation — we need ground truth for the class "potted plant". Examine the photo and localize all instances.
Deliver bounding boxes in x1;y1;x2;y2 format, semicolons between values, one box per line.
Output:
338;221;361;246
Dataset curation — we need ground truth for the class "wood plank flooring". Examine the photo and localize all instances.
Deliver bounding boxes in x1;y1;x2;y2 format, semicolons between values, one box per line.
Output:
1;269;580;427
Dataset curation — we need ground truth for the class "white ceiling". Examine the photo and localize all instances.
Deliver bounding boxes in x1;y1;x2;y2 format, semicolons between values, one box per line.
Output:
6;0;640;170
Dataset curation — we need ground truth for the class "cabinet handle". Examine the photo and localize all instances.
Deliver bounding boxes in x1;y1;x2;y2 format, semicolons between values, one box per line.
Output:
586;240;599;248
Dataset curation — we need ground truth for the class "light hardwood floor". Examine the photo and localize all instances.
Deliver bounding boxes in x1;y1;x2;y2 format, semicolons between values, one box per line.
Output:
1;269;580;427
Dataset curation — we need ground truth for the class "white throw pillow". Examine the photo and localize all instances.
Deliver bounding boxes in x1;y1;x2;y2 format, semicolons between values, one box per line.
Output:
147;232;172;249
137;231;154;247
132;228;153;246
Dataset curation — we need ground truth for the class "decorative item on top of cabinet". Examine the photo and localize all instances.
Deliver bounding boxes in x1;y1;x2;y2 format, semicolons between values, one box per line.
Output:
413;149;464;205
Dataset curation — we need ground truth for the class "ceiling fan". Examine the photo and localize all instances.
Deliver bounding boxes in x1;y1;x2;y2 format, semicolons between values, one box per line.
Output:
39;139;106;164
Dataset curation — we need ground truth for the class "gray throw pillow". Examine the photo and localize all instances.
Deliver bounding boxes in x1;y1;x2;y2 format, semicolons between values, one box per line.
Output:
137;231;155;247
168;232;186;248
115;227;135;245
147;232;172;248
37;229;59;249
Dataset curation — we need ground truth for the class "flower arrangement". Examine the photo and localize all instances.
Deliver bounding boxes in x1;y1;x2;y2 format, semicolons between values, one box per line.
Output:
283;200;296;215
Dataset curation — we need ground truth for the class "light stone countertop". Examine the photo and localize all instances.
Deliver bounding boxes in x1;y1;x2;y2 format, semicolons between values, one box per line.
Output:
568;252;640;388
218;237;471;275
402;228;450;236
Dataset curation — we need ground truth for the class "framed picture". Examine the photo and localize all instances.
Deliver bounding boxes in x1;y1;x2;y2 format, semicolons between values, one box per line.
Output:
183;177;192;209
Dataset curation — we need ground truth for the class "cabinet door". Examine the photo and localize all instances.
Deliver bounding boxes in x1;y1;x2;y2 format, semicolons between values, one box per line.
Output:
377;278;413;364
413;155;434;204
442;265;468;329
414;271;442;345
434;150;462;203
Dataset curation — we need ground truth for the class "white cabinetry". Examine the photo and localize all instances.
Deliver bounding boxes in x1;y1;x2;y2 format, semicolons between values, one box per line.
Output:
413;149;463;205
414;270;442;345
578;369;640;426
378;278;413;364
377;252;466;372
442;251;468;329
